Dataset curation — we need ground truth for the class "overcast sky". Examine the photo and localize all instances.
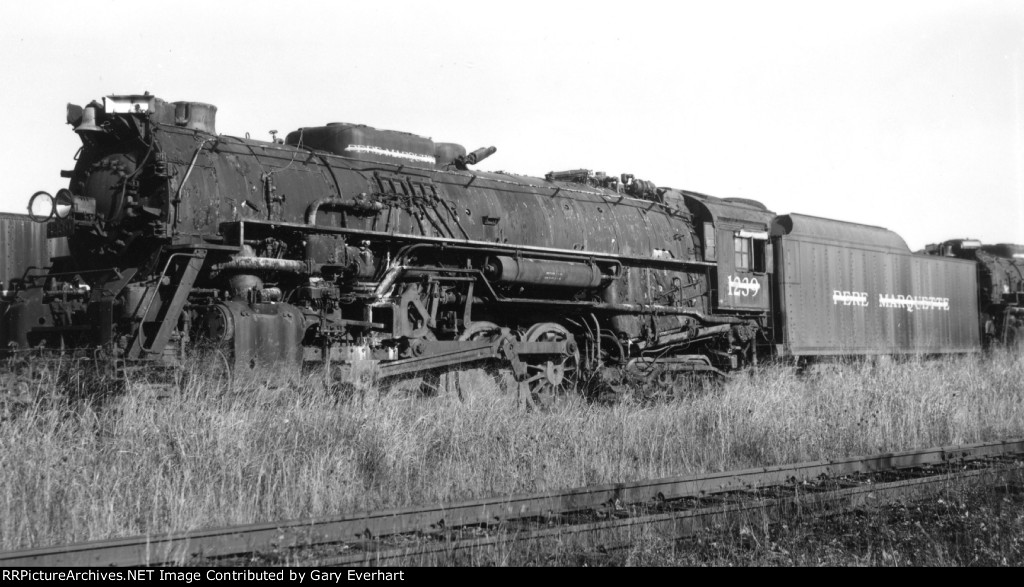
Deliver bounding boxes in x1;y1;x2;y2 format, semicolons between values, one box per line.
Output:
2;0;1022;250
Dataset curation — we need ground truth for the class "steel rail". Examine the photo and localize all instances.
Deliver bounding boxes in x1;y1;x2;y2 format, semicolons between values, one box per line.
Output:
323;464;1022;566
2;438;1022;566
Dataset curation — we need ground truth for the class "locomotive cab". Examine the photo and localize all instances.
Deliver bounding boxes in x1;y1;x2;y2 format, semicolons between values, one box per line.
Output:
678;191;774;314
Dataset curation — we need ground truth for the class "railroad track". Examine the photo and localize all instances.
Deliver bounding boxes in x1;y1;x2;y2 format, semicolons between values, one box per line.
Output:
3;439;1022;566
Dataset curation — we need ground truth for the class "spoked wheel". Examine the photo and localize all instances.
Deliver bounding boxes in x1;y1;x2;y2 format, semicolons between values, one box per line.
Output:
458;321;503;342
457;321;512;403
518;322;581;410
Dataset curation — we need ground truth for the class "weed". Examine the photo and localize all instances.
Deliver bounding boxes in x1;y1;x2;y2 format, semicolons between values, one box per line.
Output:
1;351;1022;552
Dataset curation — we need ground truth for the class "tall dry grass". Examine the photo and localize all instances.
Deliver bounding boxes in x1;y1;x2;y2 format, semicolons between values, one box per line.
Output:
1;351;1022;551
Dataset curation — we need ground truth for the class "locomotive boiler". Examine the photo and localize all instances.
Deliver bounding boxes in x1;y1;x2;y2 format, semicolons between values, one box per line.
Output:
1;94;777;404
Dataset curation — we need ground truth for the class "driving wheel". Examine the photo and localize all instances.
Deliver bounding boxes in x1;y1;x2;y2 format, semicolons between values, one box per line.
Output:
519;322;580;409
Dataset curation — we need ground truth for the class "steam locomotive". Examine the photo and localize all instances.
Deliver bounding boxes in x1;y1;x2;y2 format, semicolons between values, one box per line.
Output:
1;94;1020;404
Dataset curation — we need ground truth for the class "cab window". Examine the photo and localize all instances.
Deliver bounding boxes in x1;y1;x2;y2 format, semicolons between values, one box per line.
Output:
734;236;751;270
734;234;767;272
703;222;716;261
753;240;766;272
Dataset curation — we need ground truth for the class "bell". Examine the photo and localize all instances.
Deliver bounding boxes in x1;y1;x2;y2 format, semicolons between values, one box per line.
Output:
74;105;104;133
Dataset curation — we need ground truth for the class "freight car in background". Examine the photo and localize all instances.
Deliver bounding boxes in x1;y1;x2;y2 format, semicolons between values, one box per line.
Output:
924;239;1024;347
0;212;68;294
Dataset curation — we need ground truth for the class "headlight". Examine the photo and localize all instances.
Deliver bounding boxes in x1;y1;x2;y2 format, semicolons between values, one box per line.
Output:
27;190;75;223
28;191;55;222
54;189;74;219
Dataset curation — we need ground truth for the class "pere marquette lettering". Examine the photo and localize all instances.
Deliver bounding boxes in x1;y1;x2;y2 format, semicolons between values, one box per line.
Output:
2;570;406;582
831;291;951;312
